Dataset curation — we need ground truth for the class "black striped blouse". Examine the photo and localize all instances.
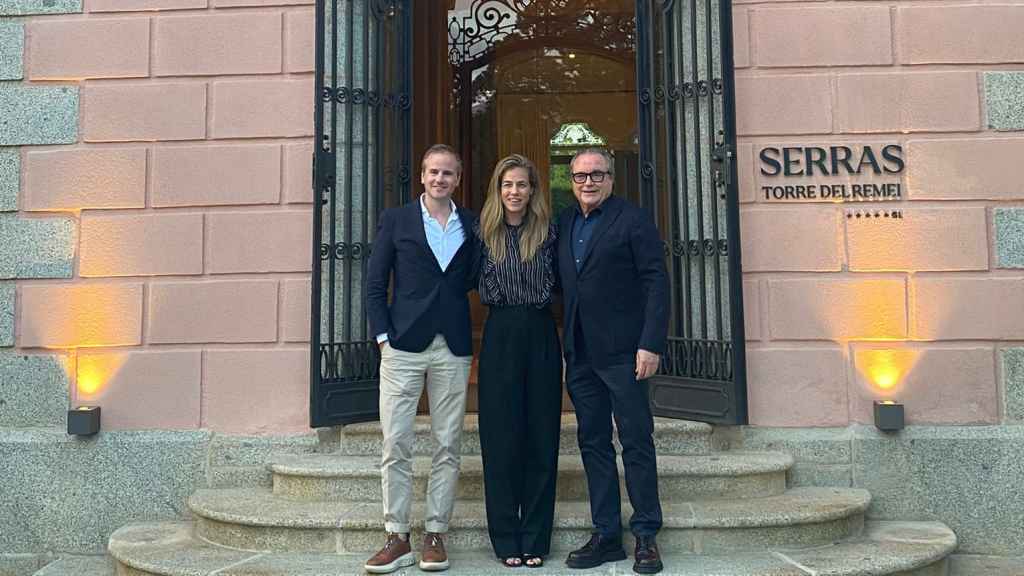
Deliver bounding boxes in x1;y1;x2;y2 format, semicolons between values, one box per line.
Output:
477;221;558;308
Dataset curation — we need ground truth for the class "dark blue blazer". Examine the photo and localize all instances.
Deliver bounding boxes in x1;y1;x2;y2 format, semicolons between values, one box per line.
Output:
365;200;478;356
557;194;669;368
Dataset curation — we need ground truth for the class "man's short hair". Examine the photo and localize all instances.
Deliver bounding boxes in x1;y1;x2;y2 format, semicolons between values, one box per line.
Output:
421;143;463;174
569;147;615;174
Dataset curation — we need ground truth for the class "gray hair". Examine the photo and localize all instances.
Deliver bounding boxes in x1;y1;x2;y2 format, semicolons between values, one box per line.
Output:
569;148;615;174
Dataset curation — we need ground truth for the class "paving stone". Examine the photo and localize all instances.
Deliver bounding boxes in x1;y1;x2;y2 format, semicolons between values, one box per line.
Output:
0;429;210;553
0;84;77;145
0;20;22;80
0;554;47;576
0;0;80;15
0;282;13;346
0;214;75;279
986;72;1024;131
32;555;114;576
1002;348;1024;422
994;208;1024;268
949;553;1024;576
0;147;17;211
0;351;69;427
853;425;1024;554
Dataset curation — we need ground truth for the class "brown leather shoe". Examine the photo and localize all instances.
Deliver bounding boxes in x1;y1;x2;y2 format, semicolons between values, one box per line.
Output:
364;533;415;574
419;532;451;571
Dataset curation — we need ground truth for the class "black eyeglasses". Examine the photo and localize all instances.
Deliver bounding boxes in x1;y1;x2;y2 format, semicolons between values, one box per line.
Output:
571;171;612;184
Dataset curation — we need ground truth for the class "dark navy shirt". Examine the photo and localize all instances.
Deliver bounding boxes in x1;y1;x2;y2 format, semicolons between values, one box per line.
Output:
571;203;604;272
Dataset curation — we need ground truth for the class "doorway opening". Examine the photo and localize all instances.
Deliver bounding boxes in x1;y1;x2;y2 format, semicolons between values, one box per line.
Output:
310;0;748;427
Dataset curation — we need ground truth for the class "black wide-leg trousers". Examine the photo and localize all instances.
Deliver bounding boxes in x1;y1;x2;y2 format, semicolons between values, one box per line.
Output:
478;305;563;558
565;326;663;539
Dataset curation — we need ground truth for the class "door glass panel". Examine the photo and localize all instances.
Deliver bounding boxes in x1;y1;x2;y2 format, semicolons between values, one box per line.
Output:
448;0;637;211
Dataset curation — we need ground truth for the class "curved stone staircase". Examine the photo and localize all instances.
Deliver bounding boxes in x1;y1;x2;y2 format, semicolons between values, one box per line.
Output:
108;416;957;575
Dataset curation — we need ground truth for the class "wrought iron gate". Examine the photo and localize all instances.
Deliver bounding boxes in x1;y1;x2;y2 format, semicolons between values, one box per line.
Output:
310;0;412;427
310;0;745;427
637;0;747;425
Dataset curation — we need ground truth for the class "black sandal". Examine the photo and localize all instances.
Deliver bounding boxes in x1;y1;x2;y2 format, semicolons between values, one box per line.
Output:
523;555;544;568
502;556;522;568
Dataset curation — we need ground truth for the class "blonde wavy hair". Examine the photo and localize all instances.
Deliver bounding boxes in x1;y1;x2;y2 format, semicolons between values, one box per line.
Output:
479;154;550;263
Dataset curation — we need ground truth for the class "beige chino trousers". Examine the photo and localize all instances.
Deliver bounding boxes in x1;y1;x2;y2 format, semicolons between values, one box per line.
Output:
379;334;472;534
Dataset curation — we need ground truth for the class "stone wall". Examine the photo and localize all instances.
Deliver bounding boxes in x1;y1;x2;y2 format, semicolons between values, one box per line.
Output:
731;425;1024;556
0;429;322;555
0;0;316;435
734;2;1024;427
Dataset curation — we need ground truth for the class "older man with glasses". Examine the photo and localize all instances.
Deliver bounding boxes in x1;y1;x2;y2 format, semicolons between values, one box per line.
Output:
556;148;669;574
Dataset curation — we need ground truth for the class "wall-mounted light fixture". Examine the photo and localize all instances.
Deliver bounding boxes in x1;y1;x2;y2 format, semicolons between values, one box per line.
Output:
68;406;101;436
873;400;904;432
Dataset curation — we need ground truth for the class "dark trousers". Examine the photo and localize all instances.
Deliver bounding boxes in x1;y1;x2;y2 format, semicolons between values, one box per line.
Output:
565;324;663;538
478;306;563;558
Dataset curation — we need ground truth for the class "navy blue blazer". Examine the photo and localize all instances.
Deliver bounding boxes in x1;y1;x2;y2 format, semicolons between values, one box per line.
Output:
365;200;479;356
557;194;669;368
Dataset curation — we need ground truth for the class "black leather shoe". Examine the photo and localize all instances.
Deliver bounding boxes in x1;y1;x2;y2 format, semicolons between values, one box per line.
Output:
633;535;663;574
565;533;627;569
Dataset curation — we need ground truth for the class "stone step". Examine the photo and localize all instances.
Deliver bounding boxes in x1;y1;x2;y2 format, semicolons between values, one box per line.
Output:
109;519;956;576
269;452;793;502
186;486;870;555
32;556;114;576
337;415;715;456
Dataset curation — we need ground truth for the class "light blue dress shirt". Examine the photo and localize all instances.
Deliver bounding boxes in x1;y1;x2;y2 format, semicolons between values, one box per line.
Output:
376;195;465;344
419;194;465;272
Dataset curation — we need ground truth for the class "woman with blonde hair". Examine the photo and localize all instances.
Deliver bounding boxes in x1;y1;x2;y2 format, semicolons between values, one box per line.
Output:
475;154;562;568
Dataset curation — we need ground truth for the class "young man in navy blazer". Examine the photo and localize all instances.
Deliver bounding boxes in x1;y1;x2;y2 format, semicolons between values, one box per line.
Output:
558;148;669;574
364;144;478;574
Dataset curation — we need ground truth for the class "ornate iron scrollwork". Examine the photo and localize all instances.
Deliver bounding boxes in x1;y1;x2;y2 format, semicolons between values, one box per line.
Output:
320;242;374;260
658;338;733;382
320;341;380;381
448;0;636;66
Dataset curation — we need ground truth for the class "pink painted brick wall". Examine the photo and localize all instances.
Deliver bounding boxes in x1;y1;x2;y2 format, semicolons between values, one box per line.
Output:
153;13;283;77
152;144;281;207
752;7;892;68
850;345;998;425
205;211;312;274
79;213;204;277
83;83;208;142
77;350;202;429
13;2;1017;431
147;280;279;344
736;1;1014;426
203;348;309;434
897;6;1024;64
23;148;147;211
28;18;150;80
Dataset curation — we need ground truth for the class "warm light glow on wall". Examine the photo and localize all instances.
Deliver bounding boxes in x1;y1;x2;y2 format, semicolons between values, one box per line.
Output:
854;348;920;396
76;354;127;399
